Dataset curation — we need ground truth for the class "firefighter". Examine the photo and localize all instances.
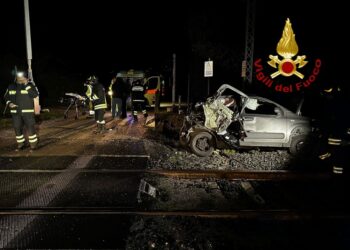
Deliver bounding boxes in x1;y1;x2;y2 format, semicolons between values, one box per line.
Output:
109;76;126;119
131;79;148;121
4;72;39;150
323;86;349;175
85;75;107;133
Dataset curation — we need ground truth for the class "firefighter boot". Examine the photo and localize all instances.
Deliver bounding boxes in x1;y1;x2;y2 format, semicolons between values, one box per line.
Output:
94;124;100;134
99;124;107;134
30;140;38;150
16;142;25;151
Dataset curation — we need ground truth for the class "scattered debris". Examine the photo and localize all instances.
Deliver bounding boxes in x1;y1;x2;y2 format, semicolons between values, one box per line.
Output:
240;181;265;205
137;179;157;203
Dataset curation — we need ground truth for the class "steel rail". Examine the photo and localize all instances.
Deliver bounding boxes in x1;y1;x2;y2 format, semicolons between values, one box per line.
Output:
0;169;333;181
0;208;348;220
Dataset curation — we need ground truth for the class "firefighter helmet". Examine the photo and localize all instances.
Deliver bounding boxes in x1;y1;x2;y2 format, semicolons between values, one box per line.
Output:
16;72;28;84
87;75;98;85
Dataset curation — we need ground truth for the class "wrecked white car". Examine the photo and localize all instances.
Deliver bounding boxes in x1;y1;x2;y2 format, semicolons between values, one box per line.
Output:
180;84;311;157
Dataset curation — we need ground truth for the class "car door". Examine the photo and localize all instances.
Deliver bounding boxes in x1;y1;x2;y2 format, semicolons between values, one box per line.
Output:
240;98;287;147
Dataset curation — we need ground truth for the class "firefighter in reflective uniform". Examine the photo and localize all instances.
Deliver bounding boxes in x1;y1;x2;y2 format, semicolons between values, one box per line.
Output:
319;85;349;175
85;76;107;133
4;72;39;150
131;79;148;121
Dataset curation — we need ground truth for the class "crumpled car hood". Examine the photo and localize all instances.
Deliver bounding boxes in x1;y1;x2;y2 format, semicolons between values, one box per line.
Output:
203;99;235;134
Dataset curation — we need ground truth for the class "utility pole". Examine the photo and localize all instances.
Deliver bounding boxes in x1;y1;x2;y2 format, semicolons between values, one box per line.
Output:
24;0;40;114
24;0;33;80
172;53;176;111
242;0;256;87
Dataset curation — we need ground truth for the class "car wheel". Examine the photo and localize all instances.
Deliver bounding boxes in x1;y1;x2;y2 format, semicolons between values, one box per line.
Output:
190;131;214;157
289;135;308;155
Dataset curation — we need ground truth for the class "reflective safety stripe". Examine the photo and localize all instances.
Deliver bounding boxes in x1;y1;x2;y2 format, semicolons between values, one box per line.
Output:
132;86;144;91
17;138;25;143
28;134;37;139
328;138;341;145
142;110;147;114
328;138;341;142
22;109;35;113
9;91;16;95
20;90;28;94
29;138;38;143
25;86;32;91
92;95;99;100
6;100;11;105
94;104;107;110
333;166;343;174
318;152;331;160
16;135;24;139
10;110;17;113
133;99;145;102
133;111;138;115
86;85;92;99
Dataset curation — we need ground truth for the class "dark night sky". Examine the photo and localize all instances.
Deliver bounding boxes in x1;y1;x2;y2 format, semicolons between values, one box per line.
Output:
0;0;348;103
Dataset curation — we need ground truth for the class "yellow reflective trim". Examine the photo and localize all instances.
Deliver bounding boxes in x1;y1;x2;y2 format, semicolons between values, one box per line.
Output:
9;91;16;95
22;109;35;113
85;85;92;98
333;170;343;174
94;104;107;110
328;142;341;146
21;90;28;94
29;138;38;143
10;110;17;113
6;100;11;105
16;135;24;139
25;86;32;90
28;134;37;139
328;138;341;142
17;138;25;143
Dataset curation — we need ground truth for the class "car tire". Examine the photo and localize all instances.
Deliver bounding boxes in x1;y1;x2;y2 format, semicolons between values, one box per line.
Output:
190;131;214;157
289;135;308;156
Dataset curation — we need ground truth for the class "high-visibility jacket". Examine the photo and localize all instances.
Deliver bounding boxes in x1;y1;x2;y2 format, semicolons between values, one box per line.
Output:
86;83;107;110
4;82;39;114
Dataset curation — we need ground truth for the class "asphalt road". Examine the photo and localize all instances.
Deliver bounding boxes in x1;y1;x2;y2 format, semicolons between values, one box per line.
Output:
0;113;151;248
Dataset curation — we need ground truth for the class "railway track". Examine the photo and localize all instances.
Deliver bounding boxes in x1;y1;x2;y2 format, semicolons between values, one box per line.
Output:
0;207;348;220
0;169;333;181
0;168;334;181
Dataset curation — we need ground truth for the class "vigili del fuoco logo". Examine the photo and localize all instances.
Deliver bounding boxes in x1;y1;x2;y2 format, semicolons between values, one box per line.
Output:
254;18;321;93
